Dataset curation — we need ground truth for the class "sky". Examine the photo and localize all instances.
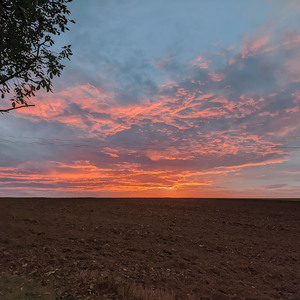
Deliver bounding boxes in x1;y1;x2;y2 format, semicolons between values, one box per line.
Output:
0;0;300;198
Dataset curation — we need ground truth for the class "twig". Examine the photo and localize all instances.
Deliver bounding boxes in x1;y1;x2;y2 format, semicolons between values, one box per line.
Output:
0;104;35;113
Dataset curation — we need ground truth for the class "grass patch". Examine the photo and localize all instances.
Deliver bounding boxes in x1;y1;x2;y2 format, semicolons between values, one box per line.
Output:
0;270;192;300
0;272;59;300
77;269;192;300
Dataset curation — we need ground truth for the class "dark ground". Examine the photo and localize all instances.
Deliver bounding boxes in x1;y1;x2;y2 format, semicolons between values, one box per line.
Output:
0;198;299;299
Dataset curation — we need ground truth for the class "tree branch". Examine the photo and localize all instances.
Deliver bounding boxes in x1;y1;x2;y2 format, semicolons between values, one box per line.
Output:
0;104;35;113
0;41;46;86
0;67;28;85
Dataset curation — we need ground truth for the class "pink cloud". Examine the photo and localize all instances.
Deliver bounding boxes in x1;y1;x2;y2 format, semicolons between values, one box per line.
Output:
189;56;212;69
241;35;270;58
227;57;236;66
208;72;225;82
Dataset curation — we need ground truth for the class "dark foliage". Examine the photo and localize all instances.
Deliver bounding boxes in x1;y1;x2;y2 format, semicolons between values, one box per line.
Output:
0;0;74;111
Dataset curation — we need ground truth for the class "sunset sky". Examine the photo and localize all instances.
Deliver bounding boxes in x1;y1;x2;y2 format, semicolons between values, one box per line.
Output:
0;0;299;198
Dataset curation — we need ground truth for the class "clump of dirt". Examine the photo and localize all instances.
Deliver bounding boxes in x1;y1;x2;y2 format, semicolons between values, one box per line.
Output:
0;198;299;299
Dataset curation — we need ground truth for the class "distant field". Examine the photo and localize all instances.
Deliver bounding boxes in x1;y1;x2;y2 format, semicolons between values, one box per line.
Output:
0;198;299;299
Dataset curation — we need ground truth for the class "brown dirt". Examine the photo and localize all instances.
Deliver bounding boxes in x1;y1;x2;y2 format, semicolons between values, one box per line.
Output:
0;198;299;299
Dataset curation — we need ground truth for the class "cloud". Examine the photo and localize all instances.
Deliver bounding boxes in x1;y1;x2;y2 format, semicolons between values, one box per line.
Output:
1;8;300;197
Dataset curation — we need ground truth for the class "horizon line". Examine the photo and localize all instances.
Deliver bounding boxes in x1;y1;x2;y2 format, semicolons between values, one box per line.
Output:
1;197;299;201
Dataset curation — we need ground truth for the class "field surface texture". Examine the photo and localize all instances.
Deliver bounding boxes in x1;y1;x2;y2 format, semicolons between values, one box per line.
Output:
0;198;299;299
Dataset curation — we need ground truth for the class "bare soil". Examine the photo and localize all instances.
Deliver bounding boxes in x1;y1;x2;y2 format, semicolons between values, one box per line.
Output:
0;198;299;299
